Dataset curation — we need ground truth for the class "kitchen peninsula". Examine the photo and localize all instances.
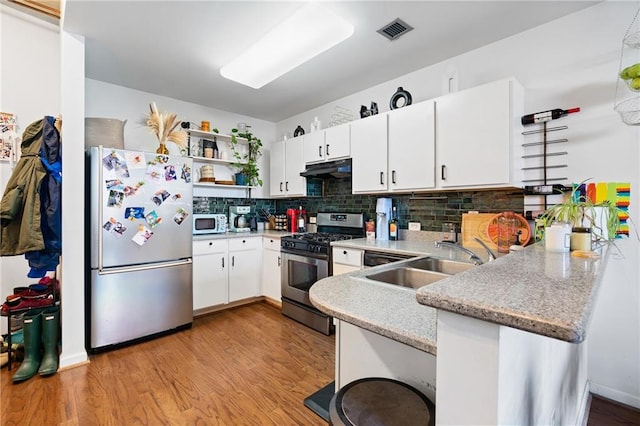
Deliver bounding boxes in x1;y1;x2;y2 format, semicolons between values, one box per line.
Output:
310;238;609;425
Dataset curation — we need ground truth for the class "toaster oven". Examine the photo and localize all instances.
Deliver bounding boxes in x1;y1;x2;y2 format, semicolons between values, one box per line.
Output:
193;213;227;234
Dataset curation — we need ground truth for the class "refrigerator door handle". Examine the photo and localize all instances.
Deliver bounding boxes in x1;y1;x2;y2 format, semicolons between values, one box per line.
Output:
98;258;193;275
98;145;104;271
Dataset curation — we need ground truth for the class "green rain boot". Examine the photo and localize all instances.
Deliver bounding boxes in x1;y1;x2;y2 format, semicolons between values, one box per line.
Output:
38;306;60;376
12;310;42;383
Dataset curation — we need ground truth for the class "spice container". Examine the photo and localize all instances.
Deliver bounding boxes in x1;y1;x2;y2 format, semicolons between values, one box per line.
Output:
570;227;592;251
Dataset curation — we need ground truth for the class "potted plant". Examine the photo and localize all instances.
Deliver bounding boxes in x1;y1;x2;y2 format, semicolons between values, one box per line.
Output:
537;183;620;244
229;127;263;187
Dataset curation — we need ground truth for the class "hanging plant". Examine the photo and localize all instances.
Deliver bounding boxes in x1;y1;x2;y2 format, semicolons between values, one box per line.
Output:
229;127;263;187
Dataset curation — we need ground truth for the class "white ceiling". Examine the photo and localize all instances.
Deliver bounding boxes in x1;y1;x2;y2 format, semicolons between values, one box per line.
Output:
63;1;598;122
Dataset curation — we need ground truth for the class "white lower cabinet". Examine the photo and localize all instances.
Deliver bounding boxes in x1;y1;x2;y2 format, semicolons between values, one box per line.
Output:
332;247;363;275
261;237;281;302
228;237;262;301
192;236;261;313
193;239;229;311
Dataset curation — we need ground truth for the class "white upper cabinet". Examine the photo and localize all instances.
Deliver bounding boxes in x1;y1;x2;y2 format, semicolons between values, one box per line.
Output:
270;136;306;197
388;100;436;191
351;113;389;193
324;124;350;161
435;78;523;189
303;123;350;164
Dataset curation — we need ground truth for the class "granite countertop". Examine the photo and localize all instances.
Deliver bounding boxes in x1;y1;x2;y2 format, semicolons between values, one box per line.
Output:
310;238;609;356
416;243;608;343
193;230;287;241
311;238;476;356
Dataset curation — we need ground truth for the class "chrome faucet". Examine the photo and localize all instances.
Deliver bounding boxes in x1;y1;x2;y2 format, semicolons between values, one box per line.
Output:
473;237;498;262
435;240;484;265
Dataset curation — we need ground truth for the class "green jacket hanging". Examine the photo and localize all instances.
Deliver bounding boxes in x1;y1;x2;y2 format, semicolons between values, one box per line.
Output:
0;119;47;255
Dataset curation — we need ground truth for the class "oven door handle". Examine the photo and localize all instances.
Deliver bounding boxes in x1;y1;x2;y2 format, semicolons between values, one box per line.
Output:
280;249;329;262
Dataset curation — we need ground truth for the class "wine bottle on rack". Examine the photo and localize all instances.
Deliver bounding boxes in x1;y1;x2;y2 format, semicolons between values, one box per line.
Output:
521;107;580;125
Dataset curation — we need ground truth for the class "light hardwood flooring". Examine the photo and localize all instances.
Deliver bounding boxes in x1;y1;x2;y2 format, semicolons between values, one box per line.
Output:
1;303;334;425
2;302;638;425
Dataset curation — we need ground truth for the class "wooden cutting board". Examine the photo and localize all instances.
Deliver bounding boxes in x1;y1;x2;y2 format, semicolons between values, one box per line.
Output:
461;213;496;249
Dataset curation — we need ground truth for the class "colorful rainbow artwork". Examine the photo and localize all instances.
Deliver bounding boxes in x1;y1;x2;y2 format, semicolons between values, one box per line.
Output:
572;182;630;239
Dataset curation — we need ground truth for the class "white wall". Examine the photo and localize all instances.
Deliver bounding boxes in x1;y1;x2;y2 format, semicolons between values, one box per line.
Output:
0;6;60;335
277;1;640;408
85;79;276;199
59;29;88;368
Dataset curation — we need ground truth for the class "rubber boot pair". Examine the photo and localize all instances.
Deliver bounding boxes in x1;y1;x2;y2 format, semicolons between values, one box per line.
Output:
12;306;60;383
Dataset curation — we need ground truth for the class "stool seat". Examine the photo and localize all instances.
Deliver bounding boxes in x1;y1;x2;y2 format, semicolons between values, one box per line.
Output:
329;377;435;426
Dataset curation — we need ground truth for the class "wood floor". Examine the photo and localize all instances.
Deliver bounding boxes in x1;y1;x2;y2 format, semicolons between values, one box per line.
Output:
1;302;639;425
1;303;334;425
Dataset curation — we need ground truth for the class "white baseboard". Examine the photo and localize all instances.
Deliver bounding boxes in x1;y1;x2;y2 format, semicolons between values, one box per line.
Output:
60;351;89;369
590;381;640;410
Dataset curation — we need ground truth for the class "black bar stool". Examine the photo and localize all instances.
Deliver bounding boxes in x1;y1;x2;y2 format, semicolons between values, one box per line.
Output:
329;377;435;426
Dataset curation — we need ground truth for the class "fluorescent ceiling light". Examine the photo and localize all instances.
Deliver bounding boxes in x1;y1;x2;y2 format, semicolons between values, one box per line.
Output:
220;3;354;89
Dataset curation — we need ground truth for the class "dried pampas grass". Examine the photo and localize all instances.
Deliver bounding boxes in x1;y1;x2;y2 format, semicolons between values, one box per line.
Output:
145;102;187;149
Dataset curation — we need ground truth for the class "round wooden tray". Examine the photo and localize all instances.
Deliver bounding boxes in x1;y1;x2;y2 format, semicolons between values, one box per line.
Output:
199;177;215;182
486;212;531;247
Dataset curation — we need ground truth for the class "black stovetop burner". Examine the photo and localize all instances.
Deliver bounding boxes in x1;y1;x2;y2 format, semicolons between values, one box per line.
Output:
280;212;365;256
289;232;355;243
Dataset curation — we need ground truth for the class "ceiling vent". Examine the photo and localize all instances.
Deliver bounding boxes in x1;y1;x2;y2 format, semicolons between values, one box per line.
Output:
377;18;413;41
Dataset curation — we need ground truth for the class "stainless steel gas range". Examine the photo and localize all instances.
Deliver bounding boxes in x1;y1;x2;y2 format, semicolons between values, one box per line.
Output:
280;212;365;335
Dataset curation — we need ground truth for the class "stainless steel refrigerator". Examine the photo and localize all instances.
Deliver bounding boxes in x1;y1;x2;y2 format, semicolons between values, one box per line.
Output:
87;146;193;351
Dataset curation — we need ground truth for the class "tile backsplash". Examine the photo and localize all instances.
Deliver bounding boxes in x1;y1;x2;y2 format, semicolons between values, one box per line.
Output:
194;176;524;232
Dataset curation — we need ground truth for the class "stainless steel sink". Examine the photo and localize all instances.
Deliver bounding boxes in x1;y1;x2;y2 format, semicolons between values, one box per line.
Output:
405;257;476;275
366;268;450;289
365;257;475;290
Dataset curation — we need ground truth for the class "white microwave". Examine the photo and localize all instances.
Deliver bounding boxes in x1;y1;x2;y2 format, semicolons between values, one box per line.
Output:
193;214;227;234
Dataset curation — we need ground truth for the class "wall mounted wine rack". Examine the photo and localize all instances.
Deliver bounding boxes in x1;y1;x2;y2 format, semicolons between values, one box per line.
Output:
521;121;571;220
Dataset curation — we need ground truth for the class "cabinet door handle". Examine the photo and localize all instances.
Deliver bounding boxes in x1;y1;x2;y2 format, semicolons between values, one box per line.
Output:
280;182;283;192
326;144;330;157
392;170;397;184
222;257;225;268
208;242;213;246
441;165;446;180
285;181;289;191
277;256;281;267
380;171;384;185
318;146;322;157
343;250;347;255
232;256;235;267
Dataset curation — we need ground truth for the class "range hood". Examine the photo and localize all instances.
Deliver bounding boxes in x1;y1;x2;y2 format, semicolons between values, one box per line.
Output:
300;158;351;179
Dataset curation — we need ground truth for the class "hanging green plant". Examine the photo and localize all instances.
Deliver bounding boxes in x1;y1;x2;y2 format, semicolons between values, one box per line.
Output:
229;127;263;187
